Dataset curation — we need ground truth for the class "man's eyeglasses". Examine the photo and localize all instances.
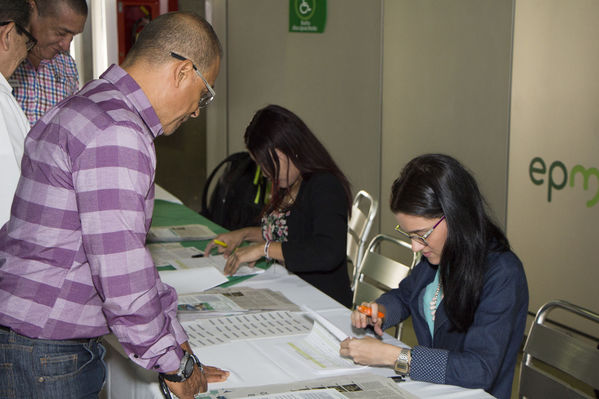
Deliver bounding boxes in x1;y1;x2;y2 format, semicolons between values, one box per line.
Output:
395;215;445;247
170;52;215;109
0;21;37;52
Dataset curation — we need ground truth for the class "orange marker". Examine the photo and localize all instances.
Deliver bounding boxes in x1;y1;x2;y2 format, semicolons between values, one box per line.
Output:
357;305;384;319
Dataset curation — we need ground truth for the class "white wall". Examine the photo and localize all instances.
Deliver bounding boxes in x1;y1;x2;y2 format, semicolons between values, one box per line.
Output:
381;0;514;236
508;0;599;336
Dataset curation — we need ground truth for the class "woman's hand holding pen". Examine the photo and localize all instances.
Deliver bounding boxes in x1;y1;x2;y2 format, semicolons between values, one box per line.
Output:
351;302;386;336
204;230;246;257
339;336;401;367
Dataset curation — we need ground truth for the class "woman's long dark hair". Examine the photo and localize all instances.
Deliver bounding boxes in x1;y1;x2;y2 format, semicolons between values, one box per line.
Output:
390;154;509;332
244;105;352;214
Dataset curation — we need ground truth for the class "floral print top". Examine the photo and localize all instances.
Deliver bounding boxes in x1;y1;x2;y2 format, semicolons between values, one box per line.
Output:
262;209;291;242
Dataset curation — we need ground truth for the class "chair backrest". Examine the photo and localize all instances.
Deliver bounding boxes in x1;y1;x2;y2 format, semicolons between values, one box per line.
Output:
519;300;599;399
347;190;378;290
200;152;269;230
352;234;418;339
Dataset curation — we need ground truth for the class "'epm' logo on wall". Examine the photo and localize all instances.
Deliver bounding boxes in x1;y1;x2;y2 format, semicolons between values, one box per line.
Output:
529;157;599;208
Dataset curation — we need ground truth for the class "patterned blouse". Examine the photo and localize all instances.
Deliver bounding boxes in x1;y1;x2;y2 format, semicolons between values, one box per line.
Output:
262;209;291;242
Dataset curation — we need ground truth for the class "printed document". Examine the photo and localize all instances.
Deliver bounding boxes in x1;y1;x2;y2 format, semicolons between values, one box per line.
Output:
280;307;364;373
183;311;313;347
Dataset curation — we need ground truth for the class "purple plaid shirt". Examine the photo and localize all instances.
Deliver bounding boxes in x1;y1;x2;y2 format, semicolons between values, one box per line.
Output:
9;53;79;126
0;64;187;373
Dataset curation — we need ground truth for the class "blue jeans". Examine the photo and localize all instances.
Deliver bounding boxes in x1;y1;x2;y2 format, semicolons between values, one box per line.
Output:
0;328;106;399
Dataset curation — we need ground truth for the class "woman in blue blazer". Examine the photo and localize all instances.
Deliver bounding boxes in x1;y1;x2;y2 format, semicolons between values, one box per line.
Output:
340;154;528;399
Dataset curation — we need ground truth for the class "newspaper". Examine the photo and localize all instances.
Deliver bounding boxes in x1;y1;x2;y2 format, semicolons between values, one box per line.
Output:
205;287;301;312
148;242;203;267
230;389;346;399
194;373;417;399
147;224;217;242
177;287;301;322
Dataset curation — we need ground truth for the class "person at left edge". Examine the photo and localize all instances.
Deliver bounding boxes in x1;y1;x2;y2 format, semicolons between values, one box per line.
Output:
10;0;87;126
0;0;35;227
0;11;228;399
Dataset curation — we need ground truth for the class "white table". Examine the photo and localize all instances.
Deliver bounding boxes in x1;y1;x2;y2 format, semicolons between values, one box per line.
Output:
101;264;493;398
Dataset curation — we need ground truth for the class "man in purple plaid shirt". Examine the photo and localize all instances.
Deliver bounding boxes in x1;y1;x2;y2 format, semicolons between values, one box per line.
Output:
0;11;228;399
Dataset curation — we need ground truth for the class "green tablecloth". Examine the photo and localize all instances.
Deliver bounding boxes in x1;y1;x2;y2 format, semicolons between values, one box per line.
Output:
151;200;269;287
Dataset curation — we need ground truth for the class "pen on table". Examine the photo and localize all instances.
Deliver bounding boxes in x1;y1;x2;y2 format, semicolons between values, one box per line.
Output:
191;240;227;258
357;305;384;319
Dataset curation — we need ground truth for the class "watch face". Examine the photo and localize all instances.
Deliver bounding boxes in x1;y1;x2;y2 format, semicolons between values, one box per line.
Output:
183;355;195;378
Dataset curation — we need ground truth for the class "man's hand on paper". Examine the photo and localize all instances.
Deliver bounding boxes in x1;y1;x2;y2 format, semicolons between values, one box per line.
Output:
351;302;385;336
164;342;230;399
223;243;260;275
339;336;401;367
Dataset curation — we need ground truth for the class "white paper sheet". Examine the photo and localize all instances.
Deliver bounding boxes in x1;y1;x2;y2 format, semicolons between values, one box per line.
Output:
158;268;227;295
196;255;265;277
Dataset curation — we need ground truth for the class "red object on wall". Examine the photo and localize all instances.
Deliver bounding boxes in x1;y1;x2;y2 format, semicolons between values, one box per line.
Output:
117;0;178;64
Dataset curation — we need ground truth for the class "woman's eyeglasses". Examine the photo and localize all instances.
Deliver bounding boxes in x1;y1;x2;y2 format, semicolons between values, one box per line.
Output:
0;21;37;52
395;215;445;246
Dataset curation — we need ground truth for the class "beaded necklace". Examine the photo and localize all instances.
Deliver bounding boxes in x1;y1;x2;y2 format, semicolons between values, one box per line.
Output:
430;282;443;321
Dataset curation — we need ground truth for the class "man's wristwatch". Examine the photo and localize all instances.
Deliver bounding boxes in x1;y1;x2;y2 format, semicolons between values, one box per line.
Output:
160;351;202;383
394;348;411;375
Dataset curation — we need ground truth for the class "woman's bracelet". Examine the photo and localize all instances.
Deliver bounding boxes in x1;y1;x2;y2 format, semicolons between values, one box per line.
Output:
264;240;272;261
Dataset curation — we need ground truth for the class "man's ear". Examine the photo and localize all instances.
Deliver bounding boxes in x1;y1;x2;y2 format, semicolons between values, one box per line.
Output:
29;0;39;16
173;60;194;88
0;23;14;52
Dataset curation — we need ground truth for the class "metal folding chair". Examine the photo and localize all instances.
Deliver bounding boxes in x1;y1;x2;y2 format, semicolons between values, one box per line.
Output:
352;234;418;339
519;299;599;399
347;190;378;291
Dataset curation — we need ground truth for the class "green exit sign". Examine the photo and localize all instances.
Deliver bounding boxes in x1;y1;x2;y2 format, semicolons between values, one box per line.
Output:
289;0;327;33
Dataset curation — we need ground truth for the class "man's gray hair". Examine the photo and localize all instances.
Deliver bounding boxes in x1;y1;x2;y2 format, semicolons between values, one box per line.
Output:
125;11;222;73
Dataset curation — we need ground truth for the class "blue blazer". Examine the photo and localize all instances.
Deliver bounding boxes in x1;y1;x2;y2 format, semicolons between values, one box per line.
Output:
377;250;528;399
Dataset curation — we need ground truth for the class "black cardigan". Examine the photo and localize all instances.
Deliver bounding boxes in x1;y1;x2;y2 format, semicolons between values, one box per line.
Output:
280;172;352;307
